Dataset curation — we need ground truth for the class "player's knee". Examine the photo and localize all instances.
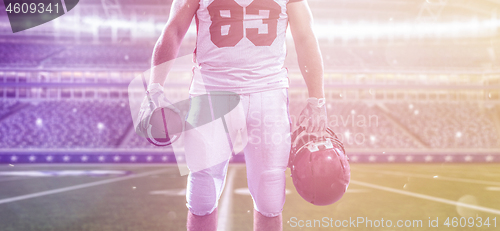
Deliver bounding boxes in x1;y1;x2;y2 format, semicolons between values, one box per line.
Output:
186;169;222;216
252;169;286;217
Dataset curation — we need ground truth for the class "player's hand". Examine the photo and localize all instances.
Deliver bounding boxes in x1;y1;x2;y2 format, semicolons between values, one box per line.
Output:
297;97;327;134
136;83;178;136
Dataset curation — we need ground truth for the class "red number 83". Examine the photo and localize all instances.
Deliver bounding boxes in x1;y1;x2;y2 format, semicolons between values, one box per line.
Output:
207;0;281;47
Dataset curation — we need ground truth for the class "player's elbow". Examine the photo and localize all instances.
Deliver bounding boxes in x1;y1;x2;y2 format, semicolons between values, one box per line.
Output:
152;30;183;66
159;24;185;45
157;24;185;45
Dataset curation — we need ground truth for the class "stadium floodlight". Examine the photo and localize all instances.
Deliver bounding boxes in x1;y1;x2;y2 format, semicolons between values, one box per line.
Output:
79;17;197;38
83;17;139;29
311;19;500;40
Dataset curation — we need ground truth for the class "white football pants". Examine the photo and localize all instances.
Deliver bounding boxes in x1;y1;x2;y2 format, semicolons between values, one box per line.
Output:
184;88;291;217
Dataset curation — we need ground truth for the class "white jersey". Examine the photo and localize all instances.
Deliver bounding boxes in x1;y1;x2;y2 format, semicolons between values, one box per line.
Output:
189;0;301;95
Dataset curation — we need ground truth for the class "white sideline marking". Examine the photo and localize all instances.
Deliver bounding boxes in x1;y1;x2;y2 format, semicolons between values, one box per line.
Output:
149;189;186;196
0;169;170;205
408;168;500;177
354;168;500;186
217;167;236;231
486;187;500;191
234;188;292;196
346;189;369;193
350;180;500;215
0;170;129;177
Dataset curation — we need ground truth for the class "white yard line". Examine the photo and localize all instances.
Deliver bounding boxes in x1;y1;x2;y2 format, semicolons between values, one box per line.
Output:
350;180;500;215
0;168;170;205
353;168;500;186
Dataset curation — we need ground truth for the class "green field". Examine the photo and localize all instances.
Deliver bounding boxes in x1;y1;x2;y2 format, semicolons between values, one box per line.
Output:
0;163;499;231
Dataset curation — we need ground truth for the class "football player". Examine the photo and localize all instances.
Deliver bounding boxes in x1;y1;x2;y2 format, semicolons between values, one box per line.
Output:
147;0;327;230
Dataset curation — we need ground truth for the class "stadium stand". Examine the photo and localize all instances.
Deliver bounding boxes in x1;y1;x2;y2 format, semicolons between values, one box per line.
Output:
0;43;65;68
0;33;496;71
43;45;153;69
0;99;131;149
0;100;18;118
289;101;423;149
1;98;497;150
0;43;196;69
0;0;498;166
384;102;499;149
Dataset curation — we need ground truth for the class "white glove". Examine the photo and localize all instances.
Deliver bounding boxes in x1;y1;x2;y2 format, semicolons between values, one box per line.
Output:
136;83;178;136
297;97;327;133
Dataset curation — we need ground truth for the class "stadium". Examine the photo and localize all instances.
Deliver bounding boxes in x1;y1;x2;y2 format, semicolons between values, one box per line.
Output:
0;0;499;230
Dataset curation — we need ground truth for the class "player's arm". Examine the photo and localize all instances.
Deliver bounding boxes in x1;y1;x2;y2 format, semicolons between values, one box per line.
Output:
287;0;324;99
150;0;199;86
288;1;327;133
136;0;197;137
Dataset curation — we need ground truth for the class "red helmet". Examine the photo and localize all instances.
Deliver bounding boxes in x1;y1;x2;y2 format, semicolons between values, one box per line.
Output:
289;127;350;206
